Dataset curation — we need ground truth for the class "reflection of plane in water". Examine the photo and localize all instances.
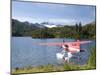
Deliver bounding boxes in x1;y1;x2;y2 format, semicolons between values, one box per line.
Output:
38;40;91;63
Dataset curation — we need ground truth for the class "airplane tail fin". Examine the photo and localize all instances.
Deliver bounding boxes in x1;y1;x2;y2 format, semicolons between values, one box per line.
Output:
73;40;80;51
76;40;80;50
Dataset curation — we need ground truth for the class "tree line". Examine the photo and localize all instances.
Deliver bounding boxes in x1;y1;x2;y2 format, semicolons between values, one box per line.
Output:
12;19;96;39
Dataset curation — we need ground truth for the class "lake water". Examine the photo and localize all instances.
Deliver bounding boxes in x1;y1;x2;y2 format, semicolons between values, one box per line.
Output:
11;37;95;68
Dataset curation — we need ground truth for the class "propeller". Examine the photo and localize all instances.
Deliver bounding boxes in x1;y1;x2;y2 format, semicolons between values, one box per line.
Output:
63;39;65;43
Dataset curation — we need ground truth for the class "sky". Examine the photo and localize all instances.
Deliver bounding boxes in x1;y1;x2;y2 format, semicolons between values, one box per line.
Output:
12;1;96;25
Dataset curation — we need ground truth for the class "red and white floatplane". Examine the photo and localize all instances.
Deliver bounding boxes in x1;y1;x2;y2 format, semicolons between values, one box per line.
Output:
38;40;91;63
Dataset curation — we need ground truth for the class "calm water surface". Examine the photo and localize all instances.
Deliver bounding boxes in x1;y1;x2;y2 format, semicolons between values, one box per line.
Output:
11;37;95;68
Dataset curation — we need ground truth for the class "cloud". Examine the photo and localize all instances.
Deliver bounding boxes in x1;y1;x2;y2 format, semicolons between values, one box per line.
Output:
12;16;77;25
12;16;43;23
47;18;77;25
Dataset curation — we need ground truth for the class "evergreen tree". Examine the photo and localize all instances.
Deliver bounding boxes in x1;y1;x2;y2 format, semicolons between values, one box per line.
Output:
79;22;82;32
75;23;78;32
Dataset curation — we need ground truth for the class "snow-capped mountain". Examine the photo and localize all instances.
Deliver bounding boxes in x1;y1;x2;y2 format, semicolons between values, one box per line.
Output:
41;22;64;28
44;24;57;28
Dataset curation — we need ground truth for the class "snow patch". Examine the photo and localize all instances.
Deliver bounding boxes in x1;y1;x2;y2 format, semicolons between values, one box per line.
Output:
44;24;57;28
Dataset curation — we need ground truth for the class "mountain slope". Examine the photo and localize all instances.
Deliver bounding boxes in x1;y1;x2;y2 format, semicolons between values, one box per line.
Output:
12;19;46;36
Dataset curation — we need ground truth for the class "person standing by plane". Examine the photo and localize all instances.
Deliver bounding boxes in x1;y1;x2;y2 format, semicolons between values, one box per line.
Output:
61;44;73;63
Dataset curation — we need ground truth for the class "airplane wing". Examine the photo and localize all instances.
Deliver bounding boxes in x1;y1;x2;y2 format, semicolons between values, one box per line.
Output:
38;40;92;46
37;40;92;53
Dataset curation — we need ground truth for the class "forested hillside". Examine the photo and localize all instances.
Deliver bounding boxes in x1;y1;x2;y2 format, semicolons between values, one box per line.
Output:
12;19;96;39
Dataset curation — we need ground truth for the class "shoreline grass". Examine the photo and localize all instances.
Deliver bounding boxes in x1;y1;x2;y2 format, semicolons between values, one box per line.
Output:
12;47;96;74
12;64;96;75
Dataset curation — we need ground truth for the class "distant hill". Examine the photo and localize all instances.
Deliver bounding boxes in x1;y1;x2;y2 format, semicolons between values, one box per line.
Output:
82;21;96;39
12;19;96;39
12;19;46;29
12;19;46;36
